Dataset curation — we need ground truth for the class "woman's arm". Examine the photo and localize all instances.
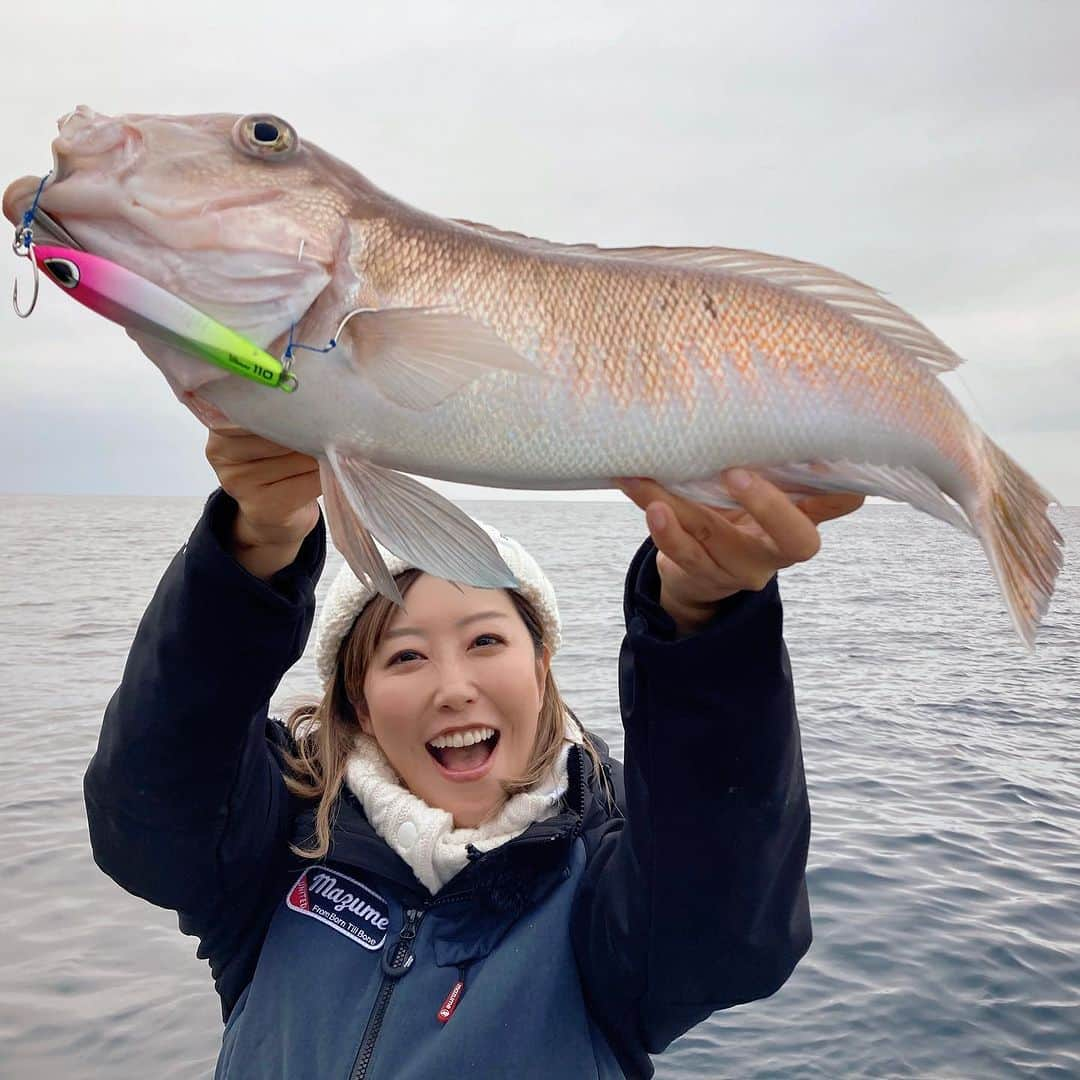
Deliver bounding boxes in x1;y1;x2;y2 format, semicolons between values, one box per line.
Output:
572;471;861;1075
84;488;323;906
573;543;809;1074
83;431;323;981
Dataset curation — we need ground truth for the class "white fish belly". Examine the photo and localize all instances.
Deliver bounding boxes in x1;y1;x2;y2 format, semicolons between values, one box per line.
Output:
362;350;971;496
206;341;971;498
217;336;954;490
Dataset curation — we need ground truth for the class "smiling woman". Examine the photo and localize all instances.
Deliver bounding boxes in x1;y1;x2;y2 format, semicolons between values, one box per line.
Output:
282;552;609;866
82;423;825;1079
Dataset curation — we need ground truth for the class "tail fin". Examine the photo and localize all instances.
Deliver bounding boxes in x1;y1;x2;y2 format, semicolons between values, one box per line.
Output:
973;437;1065;650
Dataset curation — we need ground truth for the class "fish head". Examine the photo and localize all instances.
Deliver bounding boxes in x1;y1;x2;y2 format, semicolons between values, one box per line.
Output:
3;106;351;348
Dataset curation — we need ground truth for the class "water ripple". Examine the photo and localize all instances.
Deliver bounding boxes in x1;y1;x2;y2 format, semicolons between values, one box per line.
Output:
1;497;1076;1078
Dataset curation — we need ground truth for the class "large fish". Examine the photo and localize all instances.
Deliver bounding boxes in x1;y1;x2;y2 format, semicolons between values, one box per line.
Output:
4;107;1063;647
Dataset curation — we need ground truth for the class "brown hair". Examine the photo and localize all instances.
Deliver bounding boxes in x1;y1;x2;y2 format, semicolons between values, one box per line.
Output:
281;567;611;858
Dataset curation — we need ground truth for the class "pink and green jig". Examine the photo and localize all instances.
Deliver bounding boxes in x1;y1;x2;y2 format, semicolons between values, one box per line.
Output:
12;174;297;393
33;244;297;391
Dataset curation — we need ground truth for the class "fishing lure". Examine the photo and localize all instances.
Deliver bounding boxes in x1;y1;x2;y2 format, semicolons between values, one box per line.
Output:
28;242;297;392
14;174;373;396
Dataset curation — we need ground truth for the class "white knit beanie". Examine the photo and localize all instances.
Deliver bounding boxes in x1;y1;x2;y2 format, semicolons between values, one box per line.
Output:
315;520;562;689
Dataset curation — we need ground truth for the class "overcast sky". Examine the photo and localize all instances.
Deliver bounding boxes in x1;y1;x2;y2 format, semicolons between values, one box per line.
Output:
1;0;1077;503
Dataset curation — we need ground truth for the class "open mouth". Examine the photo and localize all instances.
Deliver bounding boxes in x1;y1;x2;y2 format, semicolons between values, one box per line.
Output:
426;727;500;781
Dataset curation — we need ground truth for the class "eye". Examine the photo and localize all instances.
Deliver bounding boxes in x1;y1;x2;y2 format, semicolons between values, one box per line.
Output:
231;114;299;160
386;634;504;666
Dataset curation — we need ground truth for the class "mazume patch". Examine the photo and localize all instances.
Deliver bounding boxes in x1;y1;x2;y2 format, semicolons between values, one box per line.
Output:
286;866;390;950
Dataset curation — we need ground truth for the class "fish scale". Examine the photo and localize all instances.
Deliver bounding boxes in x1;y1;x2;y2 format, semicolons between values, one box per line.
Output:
2;107;1063;647
359;221;955;472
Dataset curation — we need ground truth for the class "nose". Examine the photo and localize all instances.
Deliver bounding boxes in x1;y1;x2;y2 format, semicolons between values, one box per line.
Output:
433;662;478;712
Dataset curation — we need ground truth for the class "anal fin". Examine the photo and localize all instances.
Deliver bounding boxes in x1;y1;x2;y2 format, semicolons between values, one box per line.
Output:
666;460;975;536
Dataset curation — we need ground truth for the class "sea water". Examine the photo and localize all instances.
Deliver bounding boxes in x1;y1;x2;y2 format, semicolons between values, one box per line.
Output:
1;496;1076;1078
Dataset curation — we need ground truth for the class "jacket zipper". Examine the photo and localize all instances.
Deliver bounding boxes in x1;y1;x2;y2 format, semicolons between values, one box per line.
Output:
349;906;423;1080
348;890;473;1080
347;748;588;1078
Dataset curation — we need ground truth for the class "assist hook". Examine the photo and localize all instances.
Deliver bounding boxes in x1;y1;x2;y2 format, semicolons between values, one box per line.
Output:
11;172;52;318
12;225;39;318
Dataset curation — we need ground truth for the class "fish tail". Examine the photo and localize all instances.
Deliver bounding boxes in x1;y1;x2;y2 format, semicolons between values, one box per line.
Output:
971;436;1064;650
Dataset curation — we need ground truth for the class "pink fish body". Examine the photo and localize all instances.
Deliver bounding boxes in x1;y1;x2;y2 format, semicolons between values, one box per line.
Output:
3;107;1064;647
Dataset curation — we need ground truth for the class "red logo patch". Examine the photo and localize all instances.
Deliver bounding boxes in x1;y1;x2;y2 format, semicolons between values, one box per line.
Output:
288;875;310;912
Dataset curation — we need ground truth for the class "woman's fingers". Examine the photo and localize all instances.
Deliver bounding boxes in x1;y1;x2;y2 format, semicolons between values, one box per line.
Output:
616;477;745;548
203;426;322;547
219;450;321;488
206;428;299;465
798;491;866;524
615;471;865;605
720;470;822;564
241;468;323;529
615;471;824;570
615;475;778;583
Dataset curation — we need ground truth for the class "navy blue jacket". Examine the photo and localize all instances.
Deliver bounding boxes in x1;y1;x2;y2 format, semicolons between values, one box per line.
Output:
84;489;812;1079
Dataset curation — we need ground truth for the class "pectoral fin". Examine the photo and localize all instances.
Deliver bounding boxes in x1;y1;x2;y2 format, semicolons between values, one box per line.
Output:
335;307;549;410
322;447;519;603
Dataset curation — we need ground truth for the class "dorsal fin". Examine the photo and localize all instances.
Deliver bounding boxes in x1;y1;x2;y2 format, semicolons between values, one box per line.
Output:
452;218;965;374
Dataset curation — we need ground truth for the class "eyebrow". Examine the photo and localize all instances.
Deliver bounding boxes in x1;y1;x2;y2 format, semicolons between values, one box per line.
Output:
382;611;511;641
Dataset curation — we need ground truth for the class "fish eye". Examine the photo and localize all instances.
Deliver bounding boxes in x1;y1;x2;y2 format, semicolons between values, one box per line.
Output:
232;114;299;160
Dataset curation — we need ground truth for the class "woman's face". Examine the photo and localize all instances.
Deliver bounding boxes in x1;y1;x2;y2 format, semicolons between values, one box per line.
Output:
357;573;550;827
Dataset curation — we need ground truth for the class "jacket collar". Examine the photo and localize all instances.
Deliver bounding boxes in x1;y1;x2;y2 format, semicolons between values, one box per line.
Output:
301;742;593;904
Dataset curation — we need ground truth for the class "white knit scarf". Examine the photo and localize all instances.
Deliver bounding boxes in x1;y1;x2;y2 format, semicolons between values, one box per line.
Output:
344;718;582;894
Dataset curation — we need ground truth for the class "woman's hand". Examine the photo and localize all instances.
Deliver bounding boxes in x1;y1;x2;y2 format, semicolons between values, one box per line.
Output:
205;426;321;579
615;469;864;636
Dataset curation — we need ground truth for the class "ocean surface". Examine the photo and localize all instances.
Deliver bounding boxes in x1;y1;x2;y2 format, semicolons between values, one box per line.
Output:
0;496;1076;1079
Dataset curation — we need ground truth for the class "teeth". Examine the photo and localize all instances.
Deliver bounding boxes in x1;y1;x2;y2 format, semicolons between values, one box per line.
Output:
428;727;496;750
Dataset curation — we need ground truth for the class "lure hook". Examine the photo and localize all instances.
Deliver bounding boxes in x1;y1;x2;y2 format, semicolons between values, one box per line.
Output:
12;227;39;319
11;171;54;318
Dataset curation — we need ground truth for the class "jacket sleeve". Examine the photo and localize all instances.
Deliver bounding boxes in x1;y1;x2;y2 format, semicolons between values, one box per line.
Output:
83;488;325;934
571;536;812;1074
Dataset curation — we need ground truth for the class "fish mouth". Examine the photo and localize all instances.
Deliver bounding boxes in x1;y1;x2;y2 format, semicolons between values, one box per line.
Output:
4;165;335;347
3;175;86;251
29;206;84;250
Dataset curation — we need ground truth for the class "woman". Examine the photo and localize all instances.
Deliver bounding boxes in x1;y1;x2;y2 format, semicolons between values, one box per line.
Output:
85;427;862;1079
